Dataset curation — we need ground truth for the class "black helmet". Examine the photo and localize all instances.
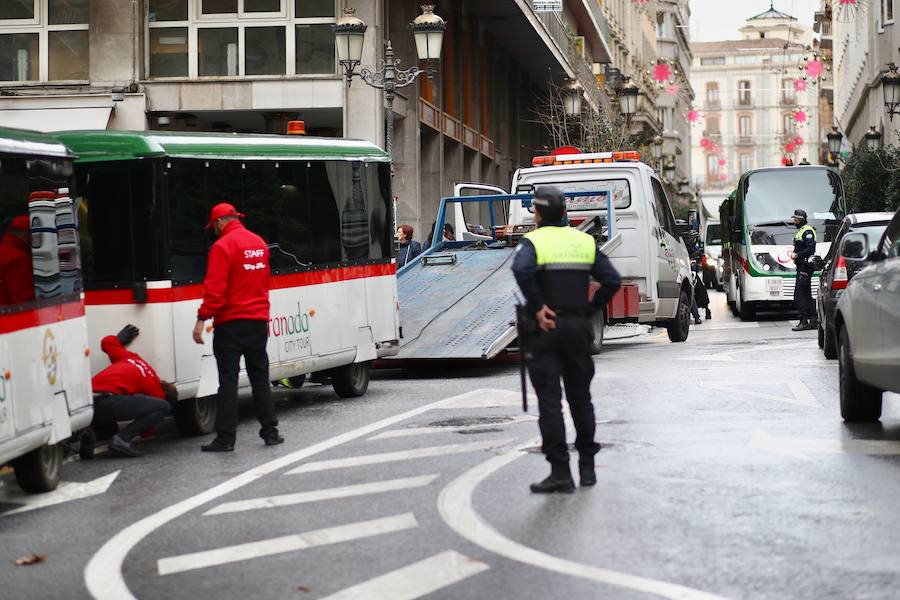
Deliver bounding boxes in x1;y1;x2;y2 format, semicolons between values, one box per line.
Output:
792;208;808;220
533;186;566;221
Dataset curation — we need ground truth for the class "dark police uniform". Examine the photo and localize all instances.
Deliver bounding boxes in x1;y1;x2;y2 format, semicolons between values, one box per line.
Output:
792;219;817;330
512;218;621;492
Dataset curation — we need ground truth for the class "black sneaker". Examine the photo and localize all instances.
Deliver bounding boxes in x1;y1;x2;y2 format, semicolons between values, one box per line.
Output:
705;308;712;320
579;462;597;487
263;434;284;446
201;439;234;452
108;435;143;458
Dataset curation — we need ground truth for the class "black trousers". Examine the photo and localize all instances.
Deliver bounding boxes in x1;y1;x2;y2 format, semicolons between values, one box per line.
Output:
212;319;278;445
91;394;170;442
527;315;601;466
794;266;815;319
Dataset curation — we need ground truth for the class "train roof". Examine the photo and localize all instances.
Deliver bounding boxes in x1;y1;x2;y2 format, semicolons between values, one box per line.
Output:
0;127;74;159
52;130;391;163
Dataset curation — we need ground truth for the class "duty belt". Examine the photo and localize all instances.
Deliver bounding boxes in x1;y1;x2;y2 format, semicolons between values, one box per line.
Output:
551;308;592;318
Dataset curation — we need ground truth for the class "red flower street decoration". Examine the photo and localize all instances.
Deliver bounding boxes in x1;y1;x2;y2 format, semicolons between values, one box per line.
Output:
794;109;808;125
688;109;701;124
805;59;824;79
794;79;808;93
794;136;804;146
664;83;680;97
786;142;796;153
653;63;673;84
718;158;727;167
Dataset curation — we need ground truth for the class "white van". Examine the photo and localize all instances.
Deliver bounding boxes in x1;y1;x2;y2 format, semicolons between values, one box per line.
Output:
509;151;694;341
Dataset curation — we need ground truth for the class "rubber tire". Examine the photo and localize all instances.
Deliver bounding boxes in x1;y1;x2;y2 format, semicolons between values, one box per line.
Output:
666;289;691;343
817;320;825;348
823;323;838;360
173;396;218;436
589;310;605;355
288;374;306;388
839;327;883;422
12;444;62;493
738;288;756;321
332;361;372;398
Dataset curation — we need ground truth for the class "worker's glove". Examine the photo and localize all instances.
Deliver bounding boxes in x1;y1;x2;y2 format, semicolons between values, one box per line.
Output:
116;324;140;347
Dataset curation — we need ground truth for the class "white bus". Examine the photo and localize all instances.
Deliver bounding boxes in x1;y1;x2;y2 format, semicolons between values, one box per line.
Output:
55;131;400;435
0;128;93;493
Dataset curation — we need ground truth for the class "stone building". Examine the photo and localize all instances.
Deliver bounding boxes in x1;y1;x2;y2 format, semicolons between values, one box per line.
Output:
690;4;820;198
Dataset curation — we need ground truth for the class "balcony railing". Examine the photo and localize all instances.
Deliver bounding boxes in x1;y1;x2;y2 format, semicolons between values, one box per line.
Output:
536;9;604;109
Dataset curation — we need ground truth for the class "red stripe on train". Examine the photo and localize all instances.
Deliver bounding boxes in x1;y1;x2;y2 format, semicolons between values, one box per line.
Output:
0;300;86;335
84;262;397;306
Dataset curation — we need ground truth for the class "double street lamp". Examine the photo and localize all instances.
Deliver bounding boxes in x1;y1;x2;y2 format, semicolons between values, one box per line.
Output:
334;5;446;158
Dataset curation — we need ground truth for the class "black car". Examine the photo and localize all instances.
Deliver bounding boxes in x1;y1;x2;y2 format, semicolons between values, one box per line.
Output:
817;212;894;358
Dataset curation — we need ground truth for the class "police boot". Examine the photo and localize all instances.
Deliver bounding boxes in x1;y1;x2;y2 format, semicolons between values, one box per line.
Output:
705;308;712;320
530;463;575;494
792;319;812;332
578;457;597;487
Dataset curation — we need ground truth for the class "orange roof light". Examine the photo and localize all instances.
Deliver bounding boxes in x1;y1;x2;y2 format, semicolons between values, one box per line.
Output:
287;120;306;135
531;151;641;168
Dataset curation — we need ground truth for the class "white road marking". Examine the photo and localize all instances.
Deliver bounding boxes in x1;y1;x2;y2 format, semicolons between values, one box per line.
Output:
699;380;822;408
0;471;119;517
321;550;489;600
369;416;536;440
157;513;418;575
690;321;761;331
436;389;522;409
749;430;900;461
437;439;729;600
286;438;515;475
84;390;517;600
204;475;439;516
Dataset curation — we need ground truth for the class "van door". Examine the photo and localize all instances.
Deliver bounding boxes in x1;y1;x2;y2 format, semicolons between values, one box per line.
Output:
451;183;508;243
650;178;682;317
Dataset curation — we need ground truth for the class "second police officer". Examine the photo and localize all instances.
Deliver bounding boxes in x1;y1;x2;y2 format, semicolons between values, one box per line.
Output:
512;186;621;493
790;208;817;332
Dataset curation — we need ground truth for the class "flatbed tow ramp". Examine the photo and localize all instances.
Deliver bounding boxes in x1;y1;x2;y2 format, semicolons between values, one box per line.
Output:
389;191;635;361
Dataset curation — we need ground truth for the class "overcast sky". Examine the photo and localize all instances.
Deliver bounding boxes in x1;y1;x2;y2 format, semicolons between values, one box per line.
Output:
689;0;819;42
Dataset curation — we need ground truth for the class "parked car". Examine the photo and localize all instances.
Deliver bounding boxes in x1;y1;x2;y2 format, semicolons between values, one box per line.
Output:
817;212;894;358
834;207;900;422
702;221;724;290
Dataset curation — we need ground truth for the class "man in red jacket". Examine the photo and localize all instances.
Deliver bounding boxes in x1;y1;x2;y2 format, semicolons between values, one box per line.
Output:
91;325;176;457
193;202;282;452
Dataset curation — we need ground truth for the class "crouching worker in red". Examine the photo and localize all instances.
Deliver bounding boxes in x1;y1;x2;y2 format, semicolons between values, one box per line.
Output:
91;325;176;457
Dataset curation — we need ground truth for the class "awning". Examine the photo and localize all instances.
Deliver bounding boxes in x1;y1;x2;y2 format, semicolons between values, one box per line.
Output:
0;106;112;132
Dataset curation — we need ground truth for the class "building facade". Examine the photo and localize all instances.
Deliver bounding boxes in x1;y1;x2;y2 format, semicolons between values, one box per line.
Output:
690;4;820;200
832;0;900;148
0;1;692;236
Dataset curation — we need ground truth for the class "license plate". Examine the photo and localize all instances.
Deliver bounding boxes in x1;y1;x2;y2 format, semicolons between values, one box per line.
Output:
766;278;782;295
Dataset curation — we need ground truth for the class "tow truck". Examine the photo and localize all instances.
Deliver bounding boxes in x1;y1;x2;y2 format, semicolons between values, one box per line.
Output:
391;183;640;361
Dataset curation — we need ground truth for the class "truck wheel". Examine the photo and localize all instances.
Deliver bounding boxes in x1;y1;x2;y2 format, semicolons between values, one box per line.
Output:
288;374;306;388
839;327;882;422
666;289;691;343
173;396;218;436
817;320;824;348
823;323;838;359
590;310;605;355
332;361;371;398
12;444;62;493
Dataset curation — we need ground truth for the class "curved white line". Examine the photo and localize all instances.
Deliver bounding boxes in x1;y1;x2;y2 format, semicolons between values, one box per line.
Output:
437;440;730;600
84;398;453;600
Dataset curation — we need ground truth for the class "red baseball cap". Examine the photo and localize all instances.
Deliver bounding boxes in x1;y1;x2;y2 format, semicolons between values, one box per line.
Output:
205;202;245;230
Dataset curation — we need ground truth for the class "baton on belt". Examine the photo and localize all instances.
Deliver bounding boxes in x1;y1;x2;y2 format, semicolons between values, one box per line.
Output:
515;304;535;413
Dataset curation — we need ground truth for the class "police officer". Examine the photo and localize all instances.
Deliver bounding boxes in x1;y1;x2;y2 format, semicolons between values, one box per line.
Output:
193;203;283;452
790;208;817;332
512;186;621;493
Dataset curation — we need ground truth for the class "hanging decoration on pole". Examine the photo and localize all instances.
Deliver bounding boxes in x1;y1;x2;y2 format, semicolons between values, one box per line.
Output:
833;0;870;23
797;51;832;87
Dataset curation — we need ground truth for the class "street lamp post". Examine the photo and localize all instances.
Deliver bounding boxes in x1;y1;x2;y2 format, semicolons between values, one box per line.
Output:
563;79;584;118
826;127;843;161
865;126;883;151
619;81;639;128
334;5;445;159
651;135;664;171
882;63;900;122
662;158;675;184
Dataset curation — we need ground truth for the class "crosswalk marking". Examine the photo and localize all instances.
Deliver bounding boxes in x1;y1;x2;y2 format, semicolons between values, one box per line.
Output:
368;417;535;441
157;513;418;576
203;475;439;516
285;438;515;475
321;550;489;600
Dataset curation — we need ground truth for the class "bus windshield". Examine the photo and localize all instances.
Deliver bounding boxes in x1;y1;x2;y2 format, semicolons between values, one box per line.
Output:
744;169;844;245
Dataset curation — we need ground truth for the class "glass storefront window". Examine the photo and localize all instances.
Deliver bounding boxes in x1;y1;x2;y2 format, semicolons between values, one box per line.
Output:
245;0;280;11
199;28;238;76
48;0;89;25
295;23;334;74
149;27;188;77
0;0;34;20
295;0;333;18
0;33;39;81
48;30;89;80
148;0;188;22
203;0;237;14
245;26;285;75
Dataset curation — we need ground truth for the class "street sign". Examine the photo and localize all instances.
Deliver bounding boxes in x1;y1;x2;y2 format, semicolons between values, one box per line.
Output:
533;0;562;12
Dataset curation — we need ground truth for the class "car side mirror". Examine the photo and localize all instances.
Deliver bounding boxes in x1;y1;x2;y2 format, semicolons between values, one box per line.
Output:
840;232;869;260
687;209;700;233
